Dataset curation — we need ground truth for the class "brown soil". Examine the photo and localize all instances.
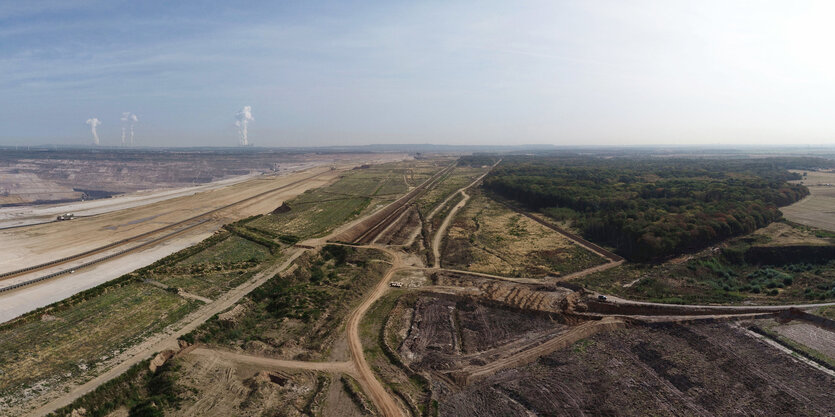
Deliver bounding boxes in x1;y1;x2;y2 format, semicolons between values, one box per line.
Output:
397;294;622;387
431;271;576;314
440;322;835;416
166;353;326;417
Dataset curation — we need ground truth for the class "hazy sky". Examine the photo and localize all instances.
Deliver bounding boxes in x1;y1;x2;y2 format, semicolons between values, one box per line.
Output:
2;1;835;147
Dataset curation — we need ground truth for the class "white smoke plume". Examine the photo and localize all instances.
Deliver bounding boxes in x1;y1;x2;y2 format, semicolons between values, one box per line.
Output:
86;118;101;145
235;106;254;146
121;112;139;146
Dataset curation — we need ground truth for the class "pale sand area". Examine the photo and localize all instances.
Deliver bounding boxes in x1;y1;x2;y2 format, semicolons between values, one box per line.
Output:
0;153;409;322
783;169;835;232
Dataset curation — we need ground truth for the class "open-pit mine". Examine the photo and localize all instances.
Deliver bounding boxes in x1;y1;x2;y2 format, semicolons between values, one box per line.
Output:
1;152;833;417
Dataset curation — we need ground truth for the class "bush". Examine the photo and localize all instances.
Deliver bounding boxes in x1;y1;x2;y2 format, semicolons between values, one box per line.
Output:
128;399;164;417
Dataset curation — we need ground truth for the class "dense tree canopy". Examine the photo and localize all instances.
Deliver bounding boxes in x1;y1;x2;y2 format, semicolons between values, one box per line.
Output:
476;155;826;261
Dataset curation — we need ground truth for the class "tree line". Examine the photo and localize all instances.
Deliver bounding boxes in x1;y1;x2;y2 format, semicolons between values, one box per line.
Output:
473;155;828;261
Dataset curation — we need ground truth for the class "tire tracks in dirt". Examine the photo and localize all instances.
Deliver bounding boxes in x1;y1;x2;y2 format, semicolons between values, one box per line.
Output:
188;348;356;374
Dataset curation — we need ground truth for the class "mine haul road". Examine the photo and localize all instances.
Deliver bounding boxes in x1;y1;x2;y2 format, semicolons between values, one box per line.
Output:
344;246;406;417
0;164;356;323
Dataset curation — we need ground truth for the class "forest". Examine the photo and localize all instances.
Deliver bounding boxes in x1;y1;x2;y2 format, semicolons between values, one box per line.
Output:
477;155;829;260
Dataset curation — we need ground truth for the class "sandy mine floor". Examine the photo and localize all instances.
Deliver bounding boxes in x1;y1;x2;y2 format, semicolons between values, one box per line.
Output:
0;153;407;323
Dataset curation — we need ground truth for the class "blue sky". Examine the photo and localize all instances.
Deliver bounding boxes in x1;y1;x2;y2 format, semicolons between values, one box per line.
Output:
2;1;835;147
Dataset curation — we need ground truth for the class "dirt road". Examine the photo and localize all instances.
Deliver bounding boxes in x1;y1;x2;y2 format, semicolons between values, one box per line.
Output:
26;249;306;417
345;246;406;417
431;164;497;268
433;190;470;268
188;348;355;373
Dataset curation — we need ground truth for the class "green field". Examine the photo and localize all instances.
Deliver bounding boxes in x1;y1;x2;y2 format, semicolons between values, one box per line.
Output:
0;283;197;401
179;234;270;266
248;160;446;239
151;234;275;299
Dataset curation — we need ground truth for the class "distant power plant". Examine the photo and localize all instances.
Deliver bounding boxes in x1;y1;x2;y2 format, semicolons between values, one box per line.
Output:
235;106;254;146
121;112;139;146
85;118;101;145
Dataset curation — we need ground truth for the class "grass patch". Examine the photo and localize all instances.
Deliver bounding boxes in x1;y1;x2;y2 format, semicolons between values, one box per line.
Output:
0;283;196;401
179;235;270;266
816;305;835;320
47;359;184;417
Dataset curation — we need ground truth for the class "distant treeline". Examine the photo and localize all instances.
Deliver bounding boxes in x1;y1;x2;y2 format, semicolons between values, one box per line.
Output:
473;155;830;261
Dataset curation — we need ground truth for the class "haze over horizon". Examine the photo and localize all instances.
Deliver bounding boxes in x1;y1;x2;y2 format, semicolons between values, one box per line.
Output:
3;1;835;147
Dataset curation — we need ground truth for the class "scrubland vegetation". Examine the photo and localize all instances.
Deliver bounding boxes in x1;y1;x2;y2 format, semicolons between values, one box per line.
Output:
441;192;605;277
577;221;835;304
187;246;389;360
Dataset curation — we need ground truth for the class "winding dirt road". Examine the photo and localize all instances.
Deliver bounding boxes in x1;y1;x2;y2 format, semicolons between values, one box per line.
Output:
433;190;469;268
344;246;406;417
431;163;498;269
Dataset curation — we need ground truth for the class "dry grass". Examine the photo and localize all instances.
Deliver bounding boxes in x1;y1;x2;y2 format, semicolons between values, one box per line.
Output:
442;192;605;277
750;222;831;247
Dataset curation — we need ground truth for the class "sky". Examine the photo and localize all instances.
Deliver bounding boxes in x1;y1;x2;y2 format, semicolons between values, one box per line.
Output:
2;0;835;147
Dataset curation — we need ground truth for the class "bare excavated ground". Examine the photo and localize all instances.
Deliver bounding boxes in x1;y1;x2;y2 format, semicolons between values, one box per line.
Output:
0;168;344;323
430;270;578;314
438;321;835;417
399;295;564;370
0;149;391;206
163;354;332;417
